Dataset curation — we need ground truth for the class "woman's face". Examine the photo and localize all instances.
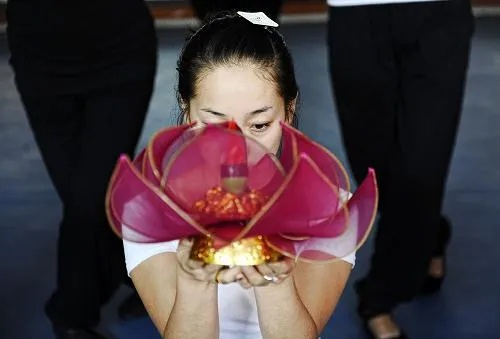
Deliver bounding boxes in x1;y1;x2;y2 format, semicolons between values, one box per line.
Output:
187;64;293;154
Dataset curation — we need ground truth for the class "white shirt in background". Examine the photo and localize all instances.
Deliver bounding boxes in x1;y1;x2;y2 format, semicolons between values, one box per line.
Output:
327;0;442;7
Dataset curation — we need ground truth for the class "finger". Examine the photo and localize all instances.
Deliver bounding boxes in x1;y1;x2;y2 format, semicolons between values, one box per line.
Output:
177;264;205;282
237;278;252;289
211;267;224;284
268;259;294;275
181;258;226;282
241;266;269;286
186;259;205;270
254;264;278;283
176;238;195;262
203;263;224;274
179;260;212;280
178;238;194;250
191;267;223;282
235;272;252;289
192;265;227;283
216;266;241;284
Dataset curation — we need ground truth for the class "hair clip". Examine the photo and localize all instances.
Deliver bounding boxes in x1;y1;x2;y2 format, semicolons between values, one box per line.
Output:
237;11;279;27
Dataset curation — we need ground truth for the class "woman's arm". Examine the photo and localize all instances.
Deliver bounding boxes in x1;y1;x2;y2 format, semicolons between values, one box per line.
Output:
165;267;220;339
252;260;352;339
128;239;223;339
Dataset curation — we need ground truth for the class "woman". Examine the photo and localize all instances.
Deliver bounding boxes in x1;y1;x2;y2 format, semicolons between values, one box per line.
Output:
124;12;354;339
6;0;157;338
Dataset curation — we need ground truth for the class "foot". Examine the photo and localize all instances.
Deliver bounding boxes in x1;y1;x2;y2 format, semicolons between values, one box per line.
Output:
421;256;447;295
367;314;406;339
421;217;451;295
428;257;445;278
45;298;109;339
52;327;108;339
118;291;148;320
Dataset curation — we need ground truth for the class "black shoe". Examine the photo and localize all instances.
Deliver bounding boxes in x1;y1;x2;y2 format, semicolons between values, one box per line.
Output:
118;291;148;320
421;217;452;295
51;327;108;339
45;297;108;339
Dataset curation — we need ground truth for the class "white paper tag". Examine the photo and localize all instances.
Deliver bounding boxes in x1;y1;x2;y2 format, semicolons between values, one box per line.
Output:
237;11;279;27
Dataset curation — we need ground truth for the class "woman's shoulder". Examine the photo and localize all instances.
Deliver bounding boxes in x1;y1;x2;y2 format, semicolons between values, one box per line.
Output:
123;238;179;275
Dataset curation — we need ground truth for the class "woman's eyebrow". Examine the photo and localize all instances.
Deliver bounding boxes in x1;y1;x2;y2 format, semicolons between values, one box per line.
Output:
200;108;226;116
246;106;273;116
201;106;273;117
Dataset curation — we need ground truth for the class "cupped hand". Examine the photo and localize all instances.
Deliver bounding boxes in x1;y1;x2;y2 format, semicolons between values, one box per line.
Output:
236;257;296;289
176;238;241;284
176;239;295;287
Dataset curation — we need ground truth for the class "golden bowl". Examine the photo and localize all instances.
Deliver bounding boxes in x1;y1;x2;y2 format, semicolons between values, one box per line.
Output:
190;235;283;266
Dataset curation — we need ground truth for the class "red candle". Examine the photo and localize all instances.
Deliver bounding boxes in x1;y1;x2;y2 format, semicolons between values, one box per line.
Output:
221;121;248;195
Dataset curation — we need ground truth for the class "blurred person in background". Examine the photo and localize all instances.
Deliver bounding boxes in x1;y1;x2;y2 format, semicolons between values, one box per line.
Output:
326;0;474;337
6;0;157;338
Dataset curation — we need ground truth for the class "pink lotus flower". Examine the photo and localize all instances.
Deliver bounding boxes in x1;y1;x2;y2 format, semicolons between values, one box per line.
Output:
106;122;378;262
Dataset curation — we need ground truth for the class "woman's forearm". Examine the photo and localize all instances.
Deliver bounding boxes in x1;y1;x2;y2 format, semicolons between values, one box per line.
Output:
164;271;219;339
254;278;317;339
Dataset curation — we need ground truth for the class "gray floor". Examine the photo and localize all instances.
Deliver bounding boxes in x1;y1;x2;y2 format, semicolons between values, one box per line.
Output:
1;18;499;339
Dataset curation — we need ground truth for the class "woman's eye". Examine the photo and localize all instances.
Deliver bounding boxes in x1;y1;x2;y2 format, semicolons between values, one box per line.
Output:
250;122;271;133
200;117;224;126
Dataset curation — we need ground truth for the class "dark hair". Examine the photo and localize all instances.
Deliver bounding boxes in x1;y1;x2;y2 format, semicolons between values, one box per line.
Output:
176;11;299;127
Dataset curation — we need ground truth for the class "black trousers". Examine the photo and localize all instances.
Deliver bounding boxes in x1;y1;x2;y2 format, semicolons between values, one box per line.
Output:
189;0;284;21
15;76;155;328
328;0;474;314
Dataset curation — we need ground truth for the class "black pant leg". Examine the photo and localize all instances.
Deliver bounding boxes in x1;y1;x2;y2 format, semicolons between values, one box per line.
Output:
16;90;103;327
355;0;474;314
328;5;399;206
18;93;83;203
328;0;473;314
16;74;155;328
48;76;154;328
328;5;403;313
77;76;156;307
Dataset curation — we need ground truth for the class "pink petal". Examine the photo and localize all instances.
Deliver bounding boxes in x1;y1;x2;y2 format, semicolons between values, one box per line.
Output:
266;168;378;262
161;124;285;224
238;153;346;240
143;124;194;185
107;155;210;242
282;124;351;193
